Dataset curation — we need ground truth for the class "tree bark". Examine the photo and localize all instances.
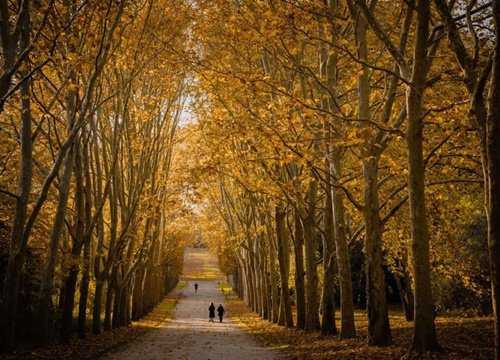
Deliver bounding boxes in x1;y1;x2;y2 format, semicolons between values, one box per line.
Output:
268;228;279;323
302;180;320;331
60;142;86;343
0;6;32;349
487;2;500;357
77;141;93;338
331;155;356;338
363;158;392;346
321;163;338;336
407;0;439;351
275;206;294;327
293;210;306;329
36;142;76;344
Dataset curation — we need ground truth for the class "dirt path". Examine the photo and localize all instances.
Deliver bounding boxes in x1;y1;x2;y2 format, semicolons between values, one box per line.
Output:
102;249;288;360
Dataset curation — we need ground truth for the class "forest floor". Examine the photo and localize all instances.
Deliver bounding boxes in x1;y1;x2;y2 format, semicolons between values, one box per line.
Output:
0;284;184;360
227;291;494;359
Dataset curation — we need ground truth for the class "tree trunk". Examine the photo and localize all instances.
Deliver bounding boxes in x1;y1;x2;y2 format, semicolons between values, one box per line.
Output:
104;283;114;331
36;143;76;344
60;142;86;343
302;180;320;331
487;2;500;356
268;233;279;323
407;0;439;351
275;206;294;327
0;6;32;351
59;268;79;343
293;210;306;329
132;267;146;320
259;243;269;319
394;268;414;322
321;167;338;336
78;141;93;338
331;155;356;338
363;158;392;346
92;279;104;334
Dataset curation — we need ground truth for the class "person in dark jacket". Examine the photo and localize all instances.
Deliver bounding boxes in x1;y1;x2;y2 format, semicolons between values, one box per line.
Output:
194;283;198;293
208;302;215;322
217;304;225;323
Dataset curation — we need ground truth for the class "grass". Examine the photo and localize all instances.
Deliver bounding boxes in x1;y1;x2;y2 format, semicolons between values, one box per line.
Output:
135;284;183;329
180;248;225;281
217;281;233;300
227;296;494;360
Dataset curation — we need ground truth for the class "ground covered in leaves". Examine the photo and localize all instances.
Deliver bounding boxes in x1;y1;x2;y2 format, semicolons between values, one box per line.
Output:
0;284;184;360
227;296;493;359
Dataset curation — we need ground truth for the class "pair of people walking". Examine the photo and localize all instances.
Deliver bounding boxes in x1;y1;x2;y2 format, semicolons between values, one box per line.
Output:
209;302;225;322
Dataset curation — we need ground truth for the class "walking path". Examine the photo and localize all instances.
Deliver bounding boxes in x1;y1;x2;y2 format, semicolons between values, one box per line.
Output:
103;249;288;360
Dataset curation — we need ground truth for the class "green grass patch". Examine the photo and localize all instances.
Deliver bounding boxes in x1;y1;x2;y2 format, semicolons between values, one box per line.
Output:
217;281;233;300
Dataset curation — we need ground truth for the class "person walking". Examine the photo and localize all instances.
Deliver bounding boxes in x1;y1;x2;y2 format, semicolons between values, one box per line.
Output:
217;304;225;323
194;283;198;293
208;302;215;322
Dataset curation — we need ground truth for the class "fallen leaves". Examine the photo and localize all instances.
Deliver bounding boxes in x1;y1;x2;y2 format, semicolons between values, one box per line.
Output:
228;299;494;360
0;286;183;360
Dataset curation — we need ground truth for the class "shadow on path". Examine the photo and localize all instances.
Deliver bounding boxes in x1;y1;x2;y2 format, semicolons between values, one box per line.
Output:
102;249;288;360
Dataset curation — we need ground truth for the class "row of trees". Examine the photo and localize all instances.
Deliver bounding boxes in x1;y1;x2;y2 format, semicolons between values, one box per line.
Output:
0;0;189;351
187;0;500;355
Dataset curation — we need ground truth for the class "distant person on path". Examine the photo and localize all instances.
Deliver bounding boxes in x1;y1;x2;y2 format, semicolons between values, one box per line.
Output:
194;283;198;292
217;304;225;323
209;302;215;322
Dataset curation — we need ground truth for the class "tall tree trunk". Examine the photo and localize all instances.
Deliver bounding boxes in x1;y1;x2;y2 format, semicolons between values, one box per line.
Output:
487;2;500;357
293;210;306;329
59;268;79;343
321;164;338;336
258;240;269;319
302;180;320;331
104;283;114;331
261;250;270;320
363;158;392;346
0;7;32;349
394;270;414;322
92;279;105;334
77;223;91;338
132;267;146;320
276;206;294;327
331;155;356;338
78;141;93;338
60;142;86;343
36;143;76;343
407;0;439;351
268;232;279;323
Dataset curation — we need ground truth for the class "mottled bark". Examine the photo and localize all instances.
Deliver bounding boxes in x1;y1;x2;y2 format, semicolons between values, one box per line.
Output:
276;206;294;327
293;210;306;329
407;0;439;350
302;180;320;331
363;158;392;346
331;156;356;338
321;163;338;336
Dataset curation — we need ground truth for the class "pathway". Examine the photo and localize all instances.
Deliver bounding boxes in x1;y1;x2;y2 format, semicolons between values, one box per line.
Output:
102;248;288;360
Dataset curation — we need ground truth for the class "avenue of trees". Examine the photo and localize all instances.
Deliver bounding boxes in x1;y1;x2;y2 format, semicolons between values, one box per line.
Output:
186;0;500;356
1;0;500;358
0;0;189;352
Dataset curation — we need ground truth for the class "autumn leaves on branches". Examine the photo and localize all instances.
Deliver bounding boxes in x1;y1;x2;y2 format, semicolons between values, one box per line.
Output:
0;0;190;352
185;0;499;356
